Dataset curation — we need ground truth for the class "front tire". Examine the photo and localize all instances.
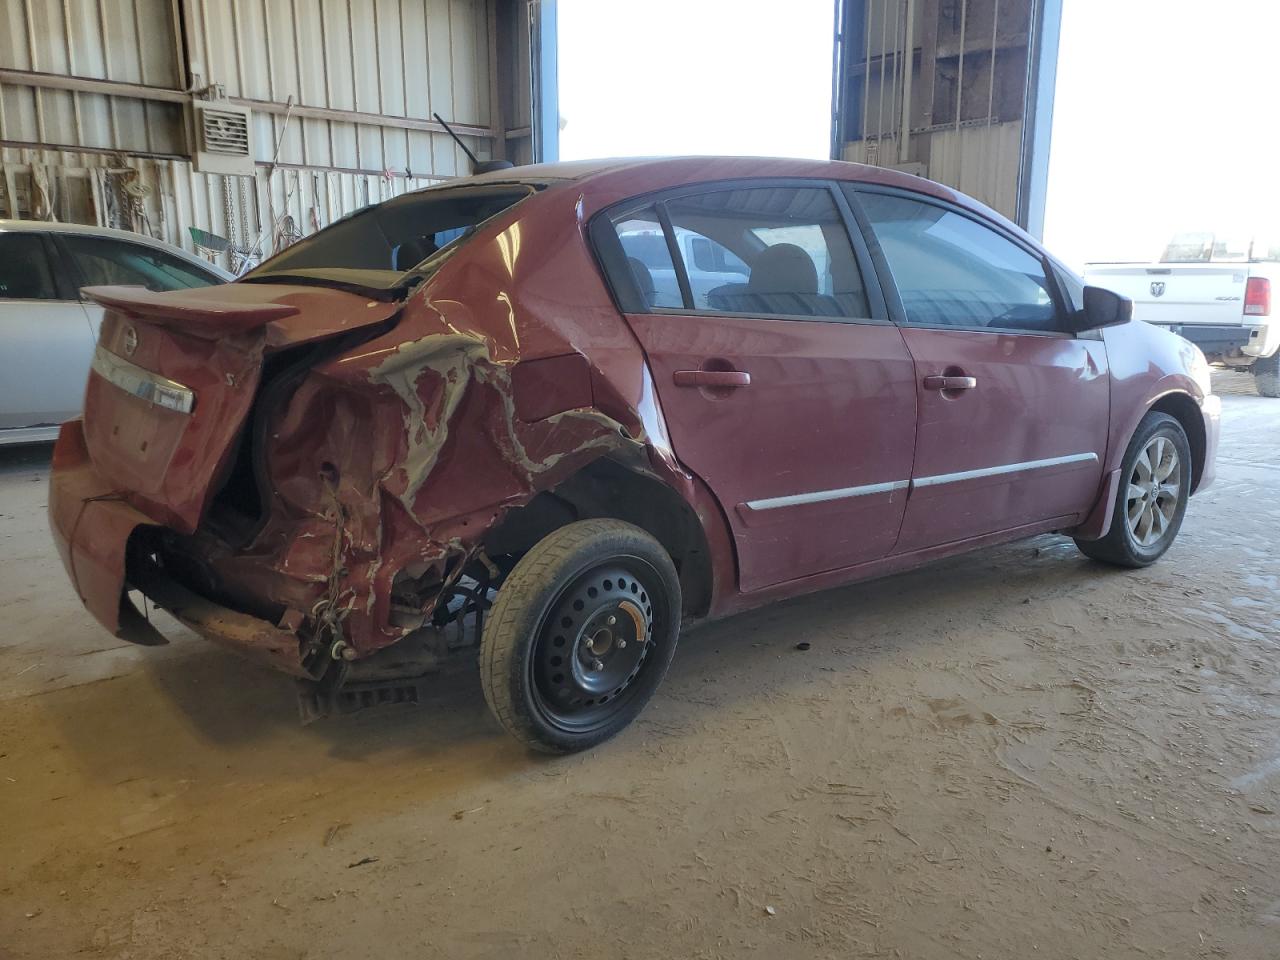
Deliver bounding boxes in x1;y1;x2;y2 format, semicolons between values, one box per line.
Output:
480;519;682;753
1074;412;1192;568
1253;352;1280;398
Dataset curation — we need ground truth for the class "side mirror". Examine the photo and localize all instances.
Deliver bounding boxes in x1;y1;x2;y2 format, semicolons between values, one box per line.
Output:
1077;285;1133;331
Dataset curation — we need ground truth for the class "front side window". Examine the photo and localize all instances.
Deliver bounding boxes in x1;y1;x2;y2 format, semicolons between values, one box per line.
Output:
856;192;1060;332
0;234;59;300
663;186;869;318
62;235;222;292
1055;263;1086;313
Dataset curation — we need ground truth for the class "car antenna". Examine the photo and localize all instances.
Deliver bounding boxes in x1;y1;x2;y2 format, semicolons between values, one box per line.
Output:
433;112;514;175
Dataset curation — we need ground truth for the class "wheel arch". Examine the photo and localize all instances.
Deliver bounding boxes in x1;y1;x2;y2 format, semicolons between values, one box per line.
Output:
483;456;715;618
1148;391;1206;493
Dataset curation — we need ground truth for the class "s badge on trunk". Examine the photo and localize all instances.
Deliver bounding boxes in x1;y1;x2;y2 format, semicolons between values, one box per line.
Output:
1150;282;1166;298
123;325;138;356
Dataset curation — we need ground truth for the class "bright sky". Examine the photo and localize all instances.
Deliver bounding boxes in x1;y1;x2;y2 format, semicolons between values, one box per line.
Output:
557;0;835;161
1043;0;1280;270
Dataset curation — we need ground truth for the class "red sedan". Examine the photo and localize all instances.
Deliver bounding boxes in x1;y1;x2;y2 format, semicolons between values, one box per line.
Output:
48;157;1220;752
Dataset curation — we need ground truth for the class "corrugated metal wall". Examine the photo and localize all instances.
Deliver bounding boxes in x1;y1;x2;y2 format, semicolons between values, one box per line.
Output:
834;0;1041;223
0;0;185;155
0;0;538;270
181;0;494;176
0;146;449;263
913;120;1023;216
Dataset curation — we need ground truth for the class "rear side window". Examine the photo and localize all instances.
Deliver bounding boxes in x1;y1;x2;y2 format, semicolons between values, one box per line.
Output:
688;234;748;276
614;207;684;309
856;192;1060;332
666;187;868;318
0;234;59;300
61;235;220;292
608;185;870;320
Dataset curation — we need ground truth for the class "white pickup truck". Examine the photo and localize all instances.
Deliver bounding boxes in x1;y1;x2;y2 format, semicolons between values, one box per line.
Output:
1086;231;1280;397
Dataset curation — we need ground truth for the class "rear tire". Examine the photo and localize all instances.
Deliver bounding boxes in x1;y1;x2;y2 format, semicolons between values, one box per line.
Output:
1074;412;1192;568
1253;352;1280;398
480;519;681;754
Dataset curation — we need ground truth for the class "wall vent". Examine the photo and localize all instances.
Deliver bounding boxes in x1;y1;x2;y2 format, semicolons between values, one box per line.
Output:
193;101;256;177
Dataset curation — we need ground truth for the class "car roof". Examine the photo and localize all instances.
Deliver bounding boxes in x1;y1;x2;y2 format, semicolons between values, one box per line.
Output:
469;156;878;182
468;155;924;190
464;155;1021;237
0;219;234;279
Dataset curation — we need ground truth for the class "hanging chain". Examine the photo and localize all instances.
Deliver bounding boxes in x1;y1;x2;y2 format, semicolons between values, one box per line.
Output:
221;176;235;272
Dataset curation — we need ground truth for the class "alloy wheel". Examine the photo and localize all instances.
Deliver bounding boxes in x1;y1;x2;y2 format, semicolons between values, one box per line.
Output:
1125;435;1181;547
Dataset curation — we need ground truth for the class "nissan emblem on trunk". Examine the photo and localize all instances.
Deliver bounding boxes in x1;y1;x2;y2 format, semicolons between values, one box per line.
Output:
123;326;139;356
1150;282;1167;298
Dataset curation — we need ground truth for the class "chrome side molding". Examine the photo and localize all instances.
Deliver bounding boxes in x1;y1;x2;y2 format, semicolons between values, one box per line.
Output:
746;452;1099;510
745;480;910;511
912;452;1098;488
90;346;196;414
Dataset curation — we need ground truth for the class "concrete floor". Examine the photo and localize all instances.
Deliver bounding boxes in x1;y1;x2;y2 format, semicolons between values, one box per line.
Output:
2;372;1277;959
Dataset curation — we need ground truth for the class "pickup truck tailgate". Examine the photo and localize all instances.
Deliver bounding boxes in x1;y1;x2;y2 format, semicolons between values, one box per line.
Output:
1085;264;1246;326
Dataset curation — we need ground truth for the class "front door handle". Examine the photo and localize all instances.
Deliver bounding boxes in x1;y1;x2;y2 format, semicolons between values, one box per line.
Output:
923;375;977;391
674;370;751;388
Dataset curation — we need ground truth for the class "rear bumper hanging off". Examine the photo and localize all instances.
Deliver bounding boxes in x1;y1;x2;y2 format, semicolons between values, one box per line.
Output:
48;419;314;677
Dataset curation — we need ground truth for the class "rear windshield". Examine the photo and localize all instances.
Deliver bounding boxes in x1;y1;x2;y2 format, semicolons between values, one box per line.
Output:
1161;230;1280;263
242;183;535;291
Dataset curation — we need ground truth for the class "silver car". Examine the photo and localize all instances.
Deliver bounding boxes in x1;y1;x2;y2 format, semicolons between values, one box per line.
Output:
0;221;232;444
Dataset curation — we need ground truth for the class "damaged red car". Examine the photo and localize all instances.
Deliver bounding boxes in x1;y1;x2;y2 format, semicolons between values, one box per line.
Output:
49;157;1220;752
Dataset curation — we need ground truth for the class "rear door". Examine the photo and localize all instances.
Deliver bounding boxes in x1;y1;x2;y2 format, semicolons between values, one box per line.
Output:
595;181;918;593
0;231;97;432
848;188;1109;553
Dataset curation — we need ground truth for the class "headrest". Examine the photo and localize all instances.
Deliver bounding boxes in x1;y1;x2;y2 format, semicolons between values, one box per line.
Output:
627;256;655;305
748;243;818;295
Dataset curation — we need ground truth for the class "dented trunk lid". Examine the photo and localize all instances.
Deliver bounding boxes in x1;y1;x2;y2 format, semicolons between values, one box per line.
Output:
81;283;399;534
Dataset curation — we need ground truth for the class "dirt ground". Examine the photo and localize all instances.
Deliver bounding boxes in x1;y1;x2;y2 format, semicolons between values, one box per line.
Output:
1;371;1277;960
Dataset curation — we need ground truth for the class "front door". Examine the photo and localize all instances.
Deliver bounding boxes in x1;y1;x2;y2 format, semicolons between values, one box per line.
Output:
851;189;1110;552
0;231;98;432
603;183;918;593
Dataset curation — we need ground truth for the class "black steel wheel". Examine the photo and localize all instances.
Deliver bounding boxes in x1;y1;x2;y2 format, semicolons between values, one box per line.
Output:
480;520;681;753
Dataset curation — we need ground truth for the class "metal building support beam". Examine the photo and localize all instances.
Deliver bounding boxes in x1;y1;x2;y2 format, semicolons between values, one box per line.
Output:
918;0;940;128
0;68;496;141
830;0;848;153
1016;0;1063;238
0;69;187;104
953;0;967;130
830;0;869;154
898;0;917;163
227;97;494;140
487;0;508;161
529;0;558;163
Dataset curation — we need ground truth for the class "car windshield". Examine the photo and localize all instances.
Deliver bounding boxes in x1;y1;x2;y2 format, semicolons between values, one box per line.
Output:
1161;230;1280;263
242;183;536;291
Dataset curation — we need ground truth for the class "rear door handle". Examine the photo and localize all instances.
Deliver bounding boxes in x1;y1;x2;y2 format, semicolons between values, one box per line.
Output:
673;370;752;388
923;375;977;390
